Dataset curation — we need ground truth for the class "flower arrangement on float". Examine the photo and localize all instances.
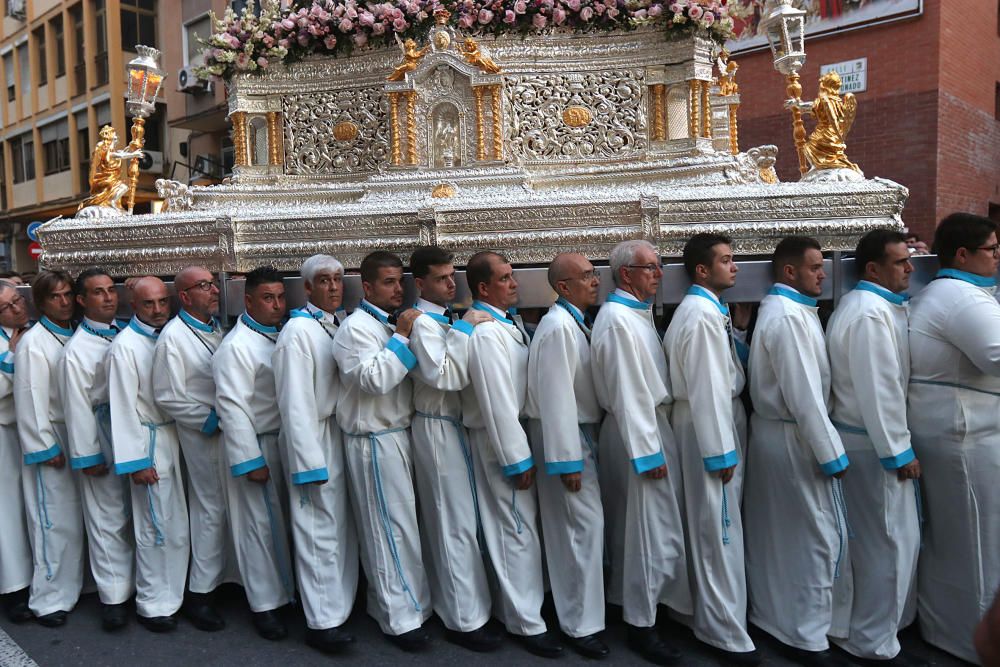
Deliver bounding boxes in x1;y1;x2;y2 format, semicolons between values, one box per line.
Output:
196;0;734;80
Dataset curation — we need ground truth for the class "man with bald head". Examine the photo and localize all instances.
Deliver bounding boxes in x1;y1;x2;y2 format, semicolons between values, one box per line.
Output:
526;253;608;658
153;266;231;631
109;276;190;632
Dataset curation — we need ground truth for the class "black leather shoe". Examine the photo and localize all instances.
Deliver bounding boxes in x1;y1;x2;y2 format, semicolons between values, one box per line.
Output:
101;602;129;632
252;610;288;641
4;588;32;624
568;633;610;659
183;593;225;632
776;644;850;667
137;614;177;633
306;626;355;654
445;624;502;652
514;631;563;658
627;625;681;665
385;626;431;652
706;644;762;666
36;610;68;627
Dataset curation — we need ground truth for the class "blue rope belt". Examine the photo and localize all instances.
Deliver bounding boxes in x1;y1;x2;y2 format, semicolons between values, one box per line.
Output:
95;404;131;520
721;483;732;546
35;466;53;580
414;411;486;553
254;431;294;601
580;423;600;472
141;420;175;547
345;426;422;613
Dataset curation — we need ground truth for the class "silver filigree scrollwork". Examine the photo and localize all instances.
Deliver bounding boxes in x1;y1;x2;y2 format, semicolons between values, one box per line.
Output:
283;88;390;175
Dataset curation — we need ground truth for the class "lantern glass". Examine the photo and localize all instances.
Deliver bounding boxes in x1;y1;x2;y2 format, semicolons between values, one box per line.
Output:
125;46;164;114
760;0;807;75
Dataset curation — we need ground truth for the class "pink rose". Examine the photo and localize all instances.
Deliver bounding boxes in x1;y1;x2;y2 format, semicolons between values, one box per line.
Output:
580;5;594;19
359;10;375;26
256;56;268;68
354;32;368;46
688;5;702;18
323;34;338;49
281;17;296;30
532;12;547;28
458;13;475;27
225;33;241;48
606;6;619;17
514;0;527;14
702;10;714;24
553;7;566;23
633;8;647;19
478;8;494;23
372;22;386;34
278;38;290;48
504;9;516;22
393;17;408;30
338;18;353;31
235;52;250;70
566;0;581;11
648;4;662;16
297;32;310;46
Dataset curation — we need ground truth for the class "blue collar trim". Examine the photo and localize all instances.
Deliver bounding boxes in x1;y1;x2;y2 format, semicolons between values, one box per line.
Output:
358;300;391;324
180;309;218;332
241;312;279;334
686;285;729;315
423;310;451;325
81;319;121;338
414;300;451;324
40;316;74;337
128;317;158;339
606;291;651;310
855;280;909;305
769;284;818;307
289;308;321;320
555;297;586;324
936;268;998;288
0;327;10;341
471;300;513;324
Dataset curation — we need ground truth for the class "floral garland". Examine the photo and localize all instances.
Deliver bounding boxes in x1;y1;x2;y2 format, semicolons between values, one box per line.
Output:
197;0;734;81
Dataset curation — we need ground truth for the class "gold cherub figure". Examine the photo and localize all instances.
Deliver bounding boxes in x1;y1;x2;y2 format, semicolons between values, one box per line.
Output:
77;125;143;211
786;71;860;173
461;38;501;74
388;37;430;82
716;49;740;95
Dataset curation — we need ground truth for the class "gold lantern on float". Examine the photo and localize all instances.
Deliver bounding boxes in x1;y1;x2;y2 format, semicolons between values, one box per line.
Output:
123;45;165;213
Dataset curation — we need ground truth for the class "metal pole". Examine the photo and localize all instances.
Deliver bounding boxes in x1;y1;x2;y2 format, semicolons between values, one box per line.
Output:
831;250;843;308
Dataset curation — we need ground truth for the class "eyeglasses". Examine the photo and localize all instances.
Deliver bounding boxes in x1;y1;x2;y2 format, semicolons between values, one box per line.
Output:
625;264;662;272
976;244;1000;257
0;294;25;315
182;280;220;293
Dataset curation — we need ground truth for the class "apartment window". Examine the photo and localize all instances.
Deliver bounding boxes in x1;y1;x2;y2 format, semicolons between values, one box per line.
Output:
230;1;262;17
94;0;108;86
53;17;65;78
76;110;90;192
10;134;35;183
3;53;14;102
71;6;85;93
121;0;156;50
184;14;211;67
34;28;46;86
42;121;70;175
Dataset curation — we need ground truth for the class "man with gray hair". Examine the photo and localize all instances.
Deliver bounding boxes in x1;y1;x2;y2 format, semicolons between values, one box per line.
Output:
0;280;32;625
153;266;232;631
591;239;691;665
273;254;359;654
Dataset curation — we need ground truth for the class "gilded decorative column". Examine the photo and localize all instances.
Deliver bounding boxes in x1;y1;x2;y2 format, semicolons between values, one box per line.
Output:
701;80;711;138
728;103;739;154
266;111;283;166
406;91;418;165
688;81;699;141
490;85;502;160
473;86;486;161
650;84;665;140
389;92;402;166
231;111;249;167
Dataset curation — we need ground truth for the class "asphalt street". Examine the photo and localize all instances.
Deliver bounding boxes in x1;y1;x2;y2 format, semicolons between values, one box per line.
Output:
0;585;970;667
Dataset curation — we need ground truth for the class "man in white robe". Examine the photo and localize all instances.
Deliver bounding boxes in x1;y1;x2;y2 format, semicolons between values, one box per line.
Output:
525;252;608;659
464;251;562;659
908;213;1000;664
273;255;358;654
213;266;293;641
406;246;498;652
109;277;189;632
333;251;430;651
744;236;850;666
59;268;134;631
827;230;923;666
591;240;690;665
0;281;32;624
15;270;84;626
663;234;758;665
153;266;232;632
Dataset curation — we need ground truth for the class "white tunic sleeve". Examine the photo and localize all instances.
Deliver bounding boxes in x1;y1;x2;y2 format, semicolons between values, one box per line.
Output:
153;338;218;435
60;353;104;469
410;315;472;391
15;343;61;464
273;327;328;485
674;316;739;471
334;323;415;396
468;328;532;475
0;347;14;398
846;314;913;468
768;315;847;475
213;344;266;476
943;296;1000;376
531;322;584;474
592;324;666;474
108;345;151;473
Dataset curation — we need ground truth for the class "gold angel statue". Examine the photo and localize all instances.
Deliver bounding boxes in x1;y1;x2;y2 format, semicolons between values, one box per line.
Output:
785;71;860;173
77;125;144;211
716;49;739;96
461;38;501;74
388;37;430;81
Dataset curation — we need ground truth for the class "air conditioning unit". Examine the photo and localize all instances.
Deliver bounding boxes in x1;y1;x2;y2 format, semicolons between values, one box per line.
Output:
138;150;163;174
178;66;210;94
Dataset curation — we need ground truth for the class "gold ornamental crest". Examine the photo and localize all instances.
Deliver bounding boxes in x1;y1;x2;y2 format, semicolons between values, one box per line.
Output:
332;121;359;141
562;106;592;128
